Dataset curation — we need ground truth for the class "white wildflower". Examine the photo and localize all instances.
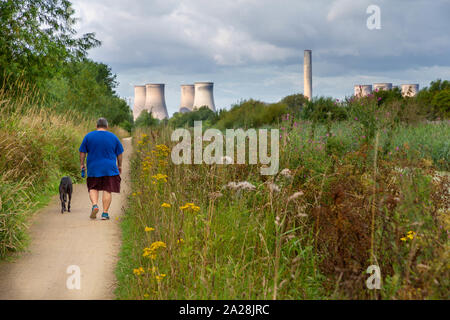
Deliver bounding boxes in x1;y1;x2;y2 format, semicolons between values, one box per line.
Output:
223;181;256;191
280;168;293;179
209;191;223;199
288;191;304;202
266;182;280;193
275;215;281;227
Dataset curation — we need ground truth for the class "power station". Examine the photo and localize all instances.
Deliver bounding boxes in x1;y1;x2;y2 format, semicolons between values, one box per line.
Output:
401;84;420;97
373;83;393;91
131;49;421;119
304;50;312;101
133;81;216;120
143;84;169;120
133;85;146;121
193;82;216;111
179;84;195;112
353;82;419;97
354;85;373;97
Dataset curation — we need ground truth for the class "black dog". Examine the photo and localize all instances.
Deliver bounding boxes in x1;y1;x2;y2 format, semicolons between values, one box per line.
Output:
59;176;73;214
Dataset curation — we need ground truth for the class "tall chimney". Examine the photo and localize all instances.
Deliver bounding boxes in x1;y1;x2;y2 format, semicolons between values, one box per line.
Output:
193;82;216;111
373;83;393;91
401;84;419;97
354;85;372;97
304;50;312;101
180;84;195;112
144;84;169;120
133;85;146;121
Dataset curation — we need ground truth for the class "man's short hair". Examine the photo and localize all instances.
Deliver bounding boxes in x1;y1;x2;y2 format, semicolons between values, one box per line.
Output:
97;118;108;128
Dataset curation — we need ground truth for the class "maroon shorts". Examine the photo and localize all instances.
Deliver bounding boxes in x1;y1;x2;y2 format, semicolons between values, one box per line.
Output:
87;175;121;193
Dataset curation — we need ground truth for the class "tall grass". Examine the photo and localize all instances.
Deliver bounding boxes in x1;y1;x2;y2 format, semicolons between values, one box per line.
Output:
115;127;325;299
0;82;91;258
117;110;449;299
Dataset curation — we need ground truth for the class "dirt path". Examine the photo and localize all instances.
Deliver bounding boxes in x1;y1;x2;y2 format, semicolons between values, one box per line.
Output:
0;137;132;300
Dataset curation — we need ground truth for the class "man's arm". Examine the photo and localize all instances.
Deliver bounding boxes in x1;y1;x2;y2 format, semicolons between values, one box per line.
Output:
117;153;123;175
80;152;86;170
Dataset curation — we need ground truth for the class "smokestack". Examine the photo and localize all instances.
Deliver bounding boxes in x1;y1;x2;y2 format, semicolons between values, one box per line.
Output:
373;83;393;92
401;84;419;97
354;85;372;97
144;84;169;120
304;50;312;101
193;82;216;111
180;84;195;112
133;85;146;121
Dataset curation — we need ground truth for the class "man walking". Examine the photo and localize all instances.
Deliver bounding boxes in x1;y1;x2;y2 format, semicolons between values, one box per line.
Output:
79;118;124;220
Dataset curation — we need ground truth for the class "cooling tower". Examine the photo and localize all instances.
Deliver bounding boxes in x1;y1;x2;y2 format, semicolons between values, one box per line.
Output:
144;84;169;120
193;82;216;111
180;84;195;111
304;50;312;101
373;83;393;91
133;85;146;121
401;84;419;97
354;85;372;97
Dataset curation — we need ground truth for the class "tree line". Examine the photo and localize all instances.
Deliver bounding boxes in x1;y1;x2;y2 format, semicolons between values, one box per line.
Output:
0;0;132;130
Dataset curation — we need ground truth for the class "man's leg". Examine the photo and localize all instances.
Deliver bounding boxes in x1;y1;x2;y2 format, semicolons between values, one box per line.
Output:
89;189;100;219
102;191;112;213
89;189;99;206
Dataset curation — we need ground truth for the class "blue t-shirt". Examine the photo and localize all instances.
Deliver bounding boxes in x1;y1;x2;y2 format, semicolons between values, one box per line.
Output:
79;131;124;178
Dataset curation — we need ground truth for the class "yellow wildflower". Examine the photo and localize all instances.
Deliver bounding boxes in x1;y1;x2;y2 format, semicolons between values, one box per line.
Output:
142;241;166;259
179;202;200;212
133;267;145;276
177;238;184;244
401;230;419;242
145;226;155;232
155;274;166;282
152;173;168;183
161;203;171;208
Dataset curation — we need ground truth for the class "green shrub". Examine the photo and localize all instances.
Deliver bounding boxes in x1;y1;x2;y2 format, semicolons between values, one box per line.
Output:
169;106;218;128
300;97;347;123
0;86;89;258
279;93;308;117
134;110;160;128
431;89;450;118
215;99;287;129
416;79;450;119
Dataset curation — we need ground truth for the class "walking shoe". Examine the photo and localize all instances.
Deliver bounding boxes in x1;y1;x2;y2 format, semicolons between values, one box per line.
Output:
101;212;110;220
90;205;99;219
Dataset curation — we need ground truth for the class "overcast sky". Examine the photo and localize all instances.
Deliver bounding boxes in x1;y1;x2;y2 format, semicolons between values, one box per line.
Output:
72;0;450;116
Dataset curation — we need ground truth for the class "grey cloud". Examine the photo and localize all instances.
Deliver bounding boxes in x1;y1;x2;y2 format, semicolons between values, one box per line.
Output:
71;0;450;116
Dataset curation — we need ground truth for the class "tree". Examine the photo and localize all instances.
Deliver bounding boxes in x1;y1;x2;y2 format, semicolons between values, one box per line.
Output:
169;106;218;128
417;79;450;119
135;110;159;128
0;0;100;87
280;93;308;117
45;59;132;129
432;89;450;118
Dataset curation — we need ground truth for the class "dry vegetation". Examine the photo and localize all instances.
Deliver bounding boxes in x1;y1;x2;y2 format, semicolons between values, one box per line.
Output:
116;100;449;299
0;81;125;258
